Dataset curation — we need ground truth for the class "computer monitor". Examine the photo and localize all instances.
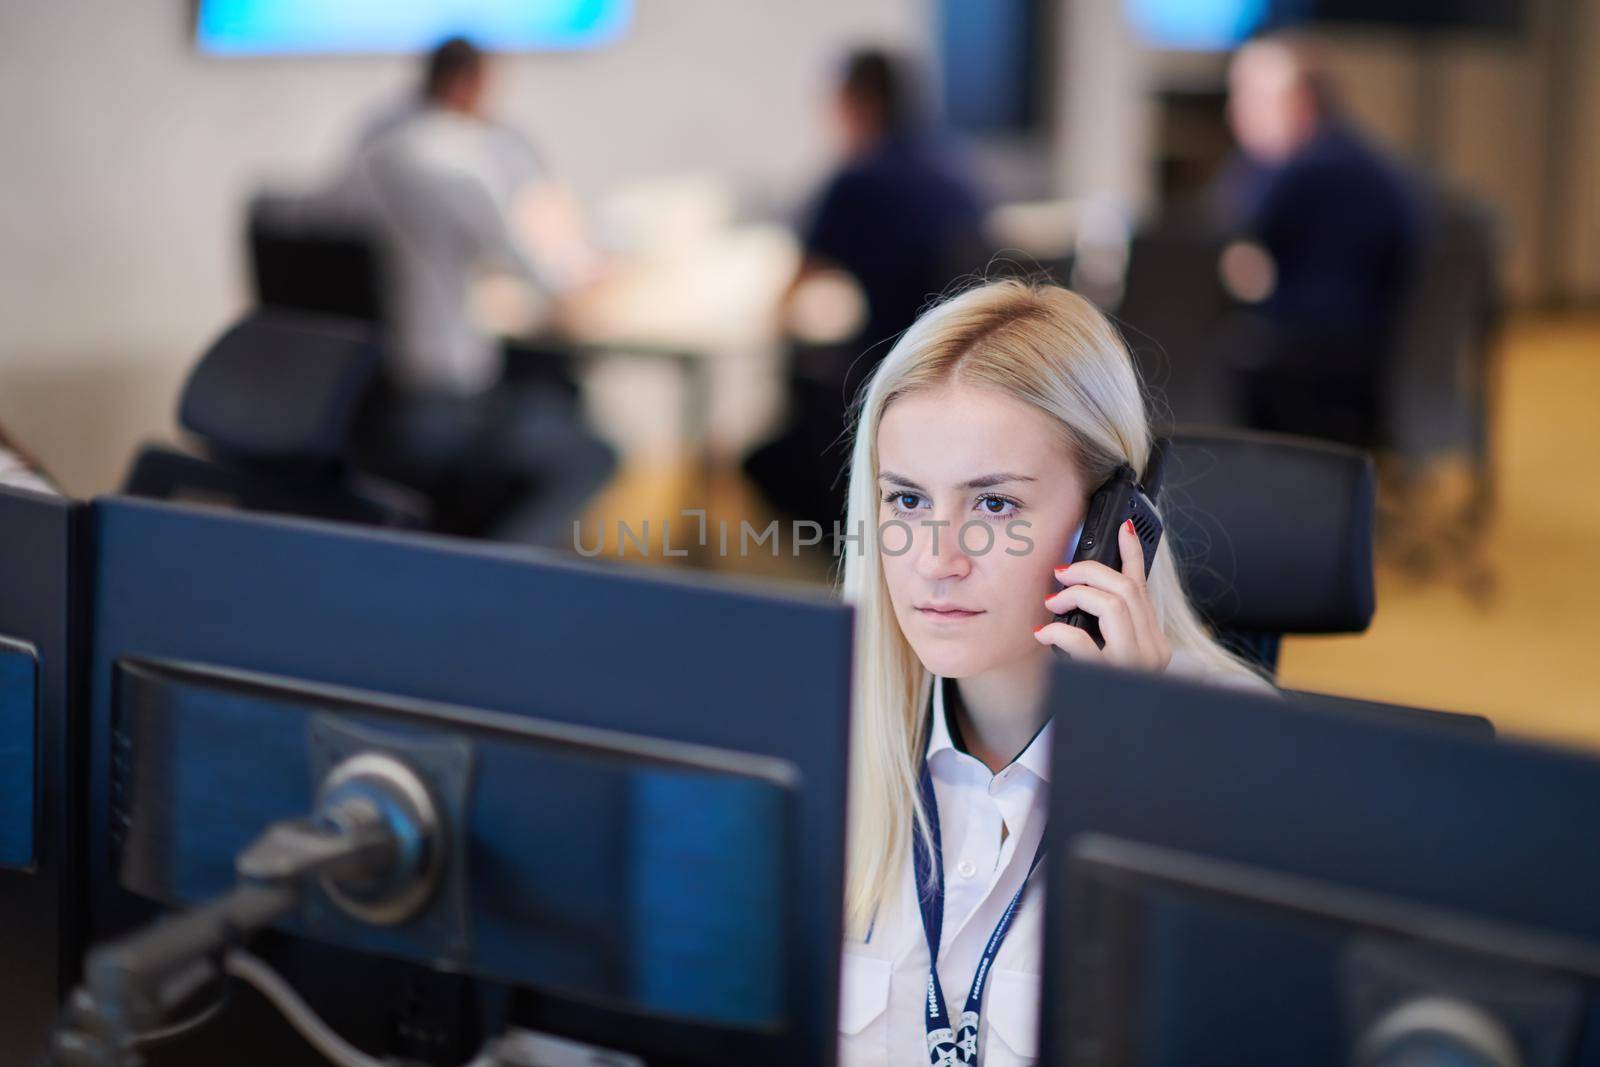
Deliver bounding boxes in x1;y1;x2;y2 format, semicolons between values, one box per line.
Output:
1287;687;1495;742
1064;834;1600;1066
1037;661;1600;1066
83;497;854;1066
0;486;84;1063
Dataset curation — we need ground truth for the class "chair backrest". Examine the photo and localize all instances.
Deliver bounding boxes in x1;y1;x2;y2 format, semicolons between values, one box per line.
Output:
1117;227;1235;352
1386;187;1501;460
1115;225;1238;425
248;192;385;323
141;311;428;529
121;446;428;529
1160;427;1376;673
178;310;380;465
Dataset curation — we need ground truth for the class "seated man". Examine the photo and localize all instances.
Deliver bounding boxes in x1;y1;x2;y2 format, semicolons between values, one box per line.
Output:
331;37;614;547
745;48;987;530
1215;33;1421;449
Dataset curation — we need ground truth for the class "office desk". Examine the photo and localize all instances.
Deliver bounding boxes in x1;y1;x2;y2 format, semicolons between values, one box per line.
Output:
478;225;799;563
478;224;796;451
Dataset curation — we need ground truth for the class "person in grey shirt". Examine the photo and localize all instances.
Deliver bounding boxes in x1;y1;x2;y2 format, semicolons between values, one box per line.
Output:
329;38;615;547
341;37;599;395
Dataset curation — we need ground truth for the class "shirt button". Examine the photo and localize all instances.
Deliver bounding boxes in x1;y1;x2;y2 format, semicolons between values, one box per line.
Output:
957;860;976;879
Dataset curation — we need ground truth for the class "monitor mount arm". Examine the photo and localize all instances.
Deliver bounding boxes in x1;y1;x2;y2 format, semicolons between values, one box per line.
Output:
54;753;443;1067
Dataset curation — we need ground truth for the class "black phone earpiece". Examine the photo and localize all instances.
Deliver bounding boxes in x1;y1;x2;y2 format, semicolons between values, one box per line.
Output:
1054;440;1169;649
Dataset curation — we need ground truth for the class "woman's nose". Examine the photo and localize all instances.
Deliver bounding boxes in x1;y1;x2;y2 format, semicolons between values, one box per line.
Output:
912;518;972;581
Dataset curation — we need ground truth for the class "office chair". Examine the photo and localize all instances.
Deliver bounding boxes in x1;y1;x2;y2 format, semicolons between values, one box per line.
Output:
1113;224;1240;427
248;192;386;323
123;311;429;529
1388;189;1501;472
1159;426;1376;676
1382;187;1502;590
249;190;581;398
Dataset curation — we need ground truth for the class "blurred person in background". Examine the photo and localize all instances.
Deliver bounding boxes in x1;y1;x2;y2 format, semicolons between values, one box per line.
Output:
1215;32;1420;449
0;423;58;496
329;37;615;546
745;47;987;532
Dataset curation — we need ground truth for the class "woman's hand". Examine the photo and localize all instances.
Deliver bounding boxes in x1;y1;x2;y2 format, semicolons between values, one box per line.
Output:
1034;518;1173;672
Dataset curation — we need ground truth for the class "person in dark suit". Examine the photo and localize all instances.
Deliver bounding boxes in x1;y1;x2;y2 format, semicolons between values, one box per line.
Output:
746;49;987;531
1216;33;1421;449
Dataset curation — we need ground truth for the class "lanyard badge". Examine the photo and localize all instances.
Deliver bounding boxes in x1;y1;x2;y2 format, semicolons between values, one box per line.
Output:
913;760;1045;1066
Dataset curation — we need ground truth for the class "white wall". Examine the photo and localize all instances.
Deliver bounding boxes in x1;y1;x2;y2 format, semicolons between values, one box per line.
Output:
1053;0;1154;216
0;1;927;495
1315;25;1552;303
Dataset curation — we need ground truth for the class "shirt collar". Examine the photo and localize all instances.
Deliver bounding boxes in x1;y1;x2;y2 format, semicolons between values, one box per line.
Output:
929;675;1054;784
927;674;959;760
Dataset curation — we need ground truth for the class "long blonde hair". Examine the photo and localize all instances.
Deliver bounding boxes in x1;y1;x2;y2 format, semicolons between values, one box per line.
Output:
837;278;1260;936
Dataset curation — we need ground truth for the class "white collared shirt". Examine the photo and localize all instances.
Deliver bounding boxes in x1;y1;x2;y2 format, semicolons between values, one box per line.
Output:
837;652;1274;1067
838;674;1053;1067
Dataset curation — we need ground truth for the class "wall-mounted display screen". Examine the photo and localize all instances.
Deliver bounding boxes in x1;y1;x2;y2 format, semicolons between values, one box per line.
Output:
1129;0;1524;50
195;0;633;56
1128;0;1269;51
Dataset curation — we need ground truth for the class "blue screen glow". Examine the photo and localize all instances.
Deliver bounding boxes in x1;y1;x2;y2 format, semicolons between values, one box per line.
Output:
0;639;37;871
196;0;633;56
1128;0;1269;50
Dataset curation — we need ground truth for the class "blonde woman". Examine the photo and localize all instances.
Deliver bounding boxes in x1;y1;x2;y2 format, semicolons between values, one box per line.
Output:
836;279;1270;1066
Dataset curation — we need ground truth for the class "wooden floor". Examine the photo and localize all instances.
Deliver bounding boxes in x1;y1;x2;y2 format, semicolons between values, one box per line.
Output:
578;312;1600;751
1277;312;1600;751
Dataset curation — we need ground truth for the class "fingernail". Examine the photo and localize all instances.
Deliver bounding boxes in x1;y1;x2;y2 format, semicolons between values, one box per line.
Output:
1124;519;1134;533
1033;625;1045;633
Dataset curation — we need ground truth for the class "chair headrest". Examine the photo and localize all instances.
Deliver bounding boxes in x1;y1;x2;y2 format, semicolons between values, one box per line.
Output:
248;192;385;322
178;311;379;463
1160;428;1375;635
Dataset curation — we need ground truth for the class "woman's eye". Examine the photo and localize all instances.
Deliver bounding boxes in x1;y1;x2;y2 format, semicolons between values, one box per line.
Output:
897;493;921;511
977;495;1018;517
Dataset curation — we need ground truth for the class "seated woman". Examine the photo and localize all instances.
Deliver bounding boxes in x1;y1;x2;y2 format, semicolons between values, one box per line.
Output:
835;279;1271;1066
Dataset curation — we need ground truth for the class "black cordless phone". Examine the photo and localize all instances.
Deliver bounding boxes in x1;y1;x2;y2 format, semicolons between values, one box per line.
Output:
1057;444;1167;649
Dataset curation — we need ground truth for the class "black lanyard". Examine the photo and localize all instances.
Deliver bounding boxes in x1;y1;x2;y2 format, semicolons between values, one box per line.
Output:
912;758;1046;1066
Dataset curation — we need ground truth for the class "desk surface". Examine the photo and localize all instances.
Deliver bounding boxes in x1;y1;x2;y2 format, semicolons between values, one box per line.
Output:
474;225;799;356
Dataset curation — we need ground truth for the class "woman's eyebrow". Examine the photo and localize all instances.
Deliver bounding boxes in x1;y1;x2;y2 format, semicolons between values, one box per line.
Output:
959;472;1037;490
877;471;928;492
877;471;1036;491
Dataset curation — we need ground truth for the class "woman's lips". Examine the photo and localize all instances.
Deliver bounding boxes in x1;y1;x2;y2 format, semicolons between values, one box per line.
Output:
916;606;984;621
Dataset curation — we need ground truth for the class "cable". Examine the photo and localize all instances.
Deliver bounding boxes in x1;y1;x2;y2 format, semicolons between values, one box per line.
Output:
223;950;388;1067
129;984;231;1048
223;950;484;1067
